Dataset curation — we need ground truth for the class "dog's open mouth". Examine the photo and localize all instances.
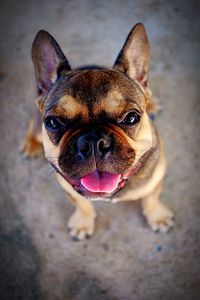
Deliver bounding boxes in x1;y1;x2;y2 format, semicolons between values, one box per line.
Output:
80;171;121;193
49;162;127;197
49;160;143;198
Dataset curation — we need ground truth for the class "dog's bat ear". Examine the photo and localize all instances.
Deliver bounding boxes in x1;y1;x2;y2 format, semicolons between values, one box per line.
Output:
114;23;150;90
32;30;71;98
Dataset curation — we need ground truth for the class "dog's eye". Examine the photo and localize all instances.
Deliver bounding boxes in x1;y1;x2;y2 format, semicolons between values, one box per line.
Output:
120;111;140;126
44;116;63;131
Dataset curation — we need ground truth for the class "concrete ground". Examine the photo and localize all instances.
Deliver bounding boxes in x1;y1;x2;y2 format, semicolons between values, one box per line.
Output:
0;0;200;299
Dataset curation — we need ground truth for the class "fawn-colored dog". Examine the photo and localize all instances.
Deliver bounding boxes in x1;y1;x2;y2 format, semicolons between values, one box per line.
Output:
22;23;174;240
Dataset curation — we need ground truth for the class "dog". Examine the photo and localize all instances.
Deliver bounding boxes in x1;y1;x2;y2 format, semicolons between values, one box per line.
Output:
22;23;174;240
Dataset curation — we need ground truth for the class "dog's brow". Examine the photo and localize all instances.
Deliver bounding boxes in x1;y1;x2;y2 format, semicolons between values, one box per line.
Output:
43;95;89;122
45;106;55;114
124;98;142;112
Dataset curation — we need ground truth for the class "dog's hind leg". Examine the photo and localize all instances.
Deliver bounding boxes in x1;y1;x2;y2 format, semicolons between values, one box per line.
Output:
21;108;43;157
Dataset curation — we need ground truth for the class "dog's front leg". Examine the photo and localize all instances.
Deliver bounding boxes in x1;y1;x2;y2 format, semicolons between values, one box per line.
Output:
141;182;174;233
57;174;96;241
67;195;96;241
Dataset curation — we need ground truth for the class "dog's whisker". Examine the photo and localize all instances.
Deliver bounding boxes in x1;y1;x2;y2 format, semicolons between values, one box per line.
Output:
40;164;56;180
46;169;56;180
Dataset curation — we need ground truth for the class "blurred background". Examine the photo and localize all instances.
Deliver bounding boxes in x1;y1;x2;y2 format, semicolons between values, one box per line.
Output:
0;0;199;299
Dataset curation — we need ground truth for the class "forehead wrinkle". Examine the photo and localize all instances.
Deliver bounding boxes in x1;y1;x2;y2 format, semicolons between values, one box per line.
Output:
68;70;112;104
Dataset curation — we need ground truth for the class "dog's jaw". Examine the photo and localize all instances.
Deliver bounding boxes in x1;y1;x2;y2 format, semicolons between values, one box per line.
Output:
48;156;145;200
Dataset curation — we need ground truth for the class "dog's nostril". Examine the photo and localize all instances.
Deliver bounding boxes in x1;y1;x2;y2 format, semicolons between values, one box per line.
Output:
97;138;111;155
80;143;90;153
78;141;92;158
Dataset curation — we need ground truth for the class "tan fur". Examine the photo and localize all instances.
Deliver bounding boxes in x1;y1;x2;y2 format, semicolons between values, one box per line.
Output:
42;124;60;160
92;76;146;116
93;90;124;116
93;88;142;117
142;182;174;232
57;95;89;120
113;138;166;202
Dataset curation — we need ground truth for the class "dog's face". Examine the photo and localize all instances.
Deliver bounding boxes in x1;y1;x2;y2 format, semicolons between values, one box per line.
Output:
32;24;154;199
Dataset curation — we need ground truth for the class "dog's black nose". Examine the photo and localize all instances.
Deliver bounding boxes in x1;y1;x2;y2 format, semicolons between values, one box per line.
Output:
76;133;112;159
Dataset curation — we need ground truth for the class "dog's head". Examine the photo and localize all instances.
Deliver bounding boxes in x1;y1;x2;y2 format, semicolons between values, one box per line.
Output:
32;23;154;199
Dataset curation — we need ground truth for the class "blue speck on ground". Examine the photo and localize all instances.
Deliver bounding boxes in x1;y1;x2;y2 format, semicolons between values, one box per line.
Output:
156;245;162;252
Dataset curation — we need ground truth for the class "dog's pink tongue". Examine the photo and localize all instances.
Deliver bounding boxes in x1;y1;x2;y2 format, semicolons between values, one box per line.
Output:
80;171;121;193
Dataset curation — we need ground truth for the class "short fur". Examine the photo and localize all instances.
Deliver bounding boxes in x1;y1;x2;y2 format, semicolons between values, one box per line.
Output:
22;23;174;240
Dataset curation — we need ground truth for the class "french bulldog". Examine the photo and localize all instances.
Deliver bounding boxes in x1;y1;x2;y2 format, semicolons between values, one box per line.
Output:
22;23;174;240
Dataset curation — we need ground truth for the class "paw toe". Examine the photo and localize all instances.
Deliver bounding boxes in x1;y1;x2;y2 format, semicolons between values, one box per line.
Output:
150;216;174;233
68;227;94;241
67;210;95;241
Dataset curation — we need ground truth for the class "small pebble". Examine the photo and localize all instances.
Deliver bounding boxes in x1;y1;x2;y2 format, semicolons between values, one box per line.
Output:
102;243;109;251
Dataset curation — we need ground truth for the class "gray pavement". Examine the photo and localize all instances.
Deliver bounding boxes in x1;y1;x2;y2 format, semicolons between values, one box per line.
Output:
0;1;200;299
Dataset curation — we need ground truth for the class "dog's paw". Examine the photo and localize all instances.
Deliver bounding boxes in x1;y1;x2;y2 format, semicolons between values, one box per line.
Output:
68;209;96;241
145;202;174;233
20;135;43;158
